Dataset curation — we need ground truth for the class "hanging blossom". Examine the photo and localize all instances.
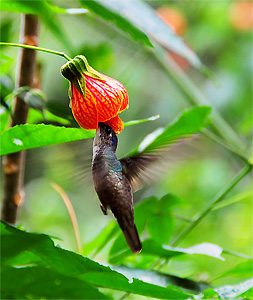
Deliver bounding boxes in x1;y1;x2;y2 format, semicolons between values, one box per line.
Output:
61;55;128;134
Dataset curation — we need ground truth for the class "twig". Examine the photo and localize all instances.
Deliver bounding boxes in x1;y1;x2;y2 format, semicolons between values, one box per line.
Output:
1;15;39;224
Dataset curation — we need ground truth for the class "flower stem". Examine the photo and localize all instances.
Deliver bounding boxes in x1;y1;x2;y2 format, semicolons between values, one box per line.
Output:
0;42;72;61
171;164;252;247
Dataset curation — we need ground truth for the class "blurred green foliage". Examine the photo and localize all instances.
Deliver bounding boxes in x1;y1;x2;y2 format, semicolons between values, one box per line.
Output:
0;0;252;299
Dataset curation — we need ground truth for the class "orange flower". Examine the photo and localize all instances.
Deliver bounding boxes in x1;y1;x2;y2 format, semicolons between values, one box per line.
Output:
229;1;253;31
61;56;128;134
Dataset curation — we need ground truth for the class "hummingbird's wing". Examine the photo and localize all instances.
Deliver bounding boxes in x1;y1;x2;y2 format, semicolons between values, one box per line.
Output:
120;134;196;192
120;155;157;191
119;106;211;191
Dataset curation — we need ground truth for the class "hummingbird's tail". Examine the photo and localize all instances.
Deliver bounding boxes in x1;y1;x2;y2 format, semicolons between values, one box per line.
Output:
121;222;142;254
111;206;142;254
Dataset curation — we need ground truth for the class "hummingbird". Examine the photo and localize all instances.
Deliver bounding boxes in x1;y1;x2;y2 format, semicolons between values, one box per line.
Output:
92;122;159;254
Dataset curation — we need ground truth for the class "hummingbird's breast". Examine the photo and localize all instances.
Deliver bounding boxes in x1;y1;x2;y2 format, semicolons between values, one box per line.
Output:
92;149;133;215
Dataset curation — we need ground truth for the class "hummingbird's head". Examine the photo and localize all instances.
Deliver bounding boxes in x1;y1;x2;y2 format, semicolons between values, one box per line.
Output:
93;122;118;152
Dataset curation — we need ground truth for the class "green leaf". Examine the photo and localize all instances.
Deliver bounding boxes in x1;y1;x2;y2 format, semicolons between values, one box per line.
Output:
0;113;166;156
215;260;253;279
1;222;191;299
0;75;14;99
236;287;253;299
0;53;14;61
110;240;227;265
0;124;95;156
0;0;73;53
135;196;159;233
1;0;63;14
114;265;209;293
129;106;212;156
1;222;108;299
223;249;252;260
27;109;71;126
4;86;48;113
0;110;9;133
79;0;152;48
83;221;119;256
1;266;107;300
202;288;220;299
45;100;74;121
142;240;225;261
0;18;13;45
147;194;182;244
78;272;191;300
212;191;253;211
80;0;203;69
0;106;210;156
141;239;182;259
159;193;188;212
23;89;47;112
124;114;160;127
147;214;173;245
4;86;30;102
109;235;131;264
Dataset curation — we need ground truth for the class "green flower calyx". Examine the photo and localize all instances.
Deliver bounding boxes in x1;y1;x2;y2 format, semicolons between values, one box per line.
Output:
61;55;105;99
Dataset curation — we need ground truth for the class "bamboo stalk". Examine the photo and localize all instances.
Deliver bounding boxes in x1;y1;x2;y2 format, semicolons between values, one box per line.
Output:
1;14;40;224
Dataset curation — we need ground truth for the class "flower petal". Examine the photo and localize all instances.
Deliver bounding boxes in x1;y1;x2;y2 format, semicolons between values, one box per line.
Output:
62;56;129;134
104;115;124;134
85;75;128;122
71;84;98;130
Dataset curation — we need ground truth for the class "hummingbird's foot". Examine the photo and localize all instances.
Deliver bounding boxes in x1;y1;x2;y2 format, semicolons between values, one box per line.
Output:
100;205;107;215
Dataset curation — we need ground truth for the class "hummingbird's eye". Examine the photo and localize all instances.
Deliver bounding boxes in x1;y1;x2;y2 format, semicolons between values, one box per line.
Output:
105;127;112;134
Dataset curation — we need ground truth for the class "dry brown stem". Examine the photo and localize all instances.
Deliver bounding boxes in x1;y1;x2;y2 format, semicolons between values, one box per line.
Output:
1;14;40;224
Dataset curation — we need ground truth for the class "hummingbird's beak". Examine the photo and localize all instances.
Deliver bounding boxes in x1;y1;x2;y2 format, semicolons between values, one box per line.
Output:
93;126;101;147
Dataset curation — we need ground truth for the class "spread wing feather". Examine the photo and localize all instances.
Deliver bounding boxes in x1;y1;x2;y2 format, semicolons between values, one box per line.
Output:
120;135;196;192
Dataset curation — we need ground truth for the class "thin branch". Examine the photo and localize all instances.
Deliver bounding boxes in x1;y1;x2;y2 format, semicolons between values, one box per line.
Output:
1;14;40;224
